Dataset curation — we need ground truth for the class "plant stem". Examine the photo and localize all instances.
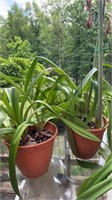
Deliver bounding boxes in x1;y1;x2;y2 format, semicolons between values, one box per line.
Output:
93;35;99;69
96;0;104;127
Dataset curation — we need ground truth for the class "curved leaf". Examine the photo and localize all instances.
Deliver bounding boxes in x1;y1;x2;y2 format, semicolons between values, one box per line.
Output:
9;122;30;197
24;57;38;91
75;67;98;98
78;158;112;196
77;176;112;200
20;68;51;122
0;128;15;135
0;72;23;93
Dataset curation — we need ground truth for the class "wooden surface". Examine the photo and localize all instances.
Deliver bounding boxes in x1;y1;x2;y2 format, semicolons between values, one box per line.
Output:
0;154;15;199
0;174;16;200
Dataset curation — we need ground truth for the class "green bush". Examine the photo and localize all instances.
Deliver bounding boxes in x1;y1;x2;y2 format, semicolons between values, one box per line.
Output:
0;57;31;87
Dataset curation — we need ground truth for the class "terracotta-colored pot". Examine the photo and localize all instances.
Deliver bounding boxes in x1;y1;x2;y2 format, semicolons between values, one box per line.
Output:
68;116;108;159
5;121;58;178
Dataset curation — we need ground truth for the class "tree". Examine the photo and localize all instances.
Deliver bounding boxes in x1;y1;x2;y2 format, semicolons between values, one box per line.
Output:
40;0;68;67
6;2;30;40
25;1;47;55
63;0;98;84
0;0;111;84
0;2;30;58
6;36;32;58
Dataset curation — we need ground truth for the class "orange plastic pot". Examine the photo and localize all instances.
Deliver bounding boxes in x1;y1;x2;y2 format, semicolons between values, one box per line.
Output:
5;121;58;178
68;116;108;159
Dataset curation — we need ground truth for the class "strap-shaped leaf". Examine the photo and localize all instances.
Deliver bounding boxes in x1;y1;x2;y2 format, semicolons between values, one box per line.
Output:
46;75;67;104
20;68;52;122
98;147;108;160
9;122;30;197
2;89;18;121
10;87;20;124
1;106;18;126
0;72;23;93
2;88;20;124
77;176;112;200
75;67;98;98
78;158;112;196
77;159;101;169
24;57;38;91
58;115;99;141
86;80;98;124
0;128;15;135
38;56;59;68
0;111;7;126
38;56;77;90
107;100;112;151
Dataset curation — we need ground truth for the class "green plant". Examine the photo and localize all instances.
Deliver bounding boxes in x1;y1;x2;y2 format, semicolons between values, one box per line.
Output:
0;57;30;87
76;154;112;200
74;0;112;197
0;56;111;199
0;57;60;197
0;55;104;197
36;0;112;161
38;58;112;199
38;56;102;139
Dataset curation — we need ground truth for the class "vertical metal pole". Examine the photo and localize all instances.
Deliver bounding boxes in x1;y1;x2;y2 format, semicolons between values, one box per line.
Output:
110;46;112;85
97;0;103;126
64;131;71;178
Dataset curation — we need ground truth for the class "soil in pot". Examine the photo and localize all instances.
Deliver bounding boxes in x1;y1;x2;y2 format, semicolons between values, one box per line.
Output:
19;126;54;146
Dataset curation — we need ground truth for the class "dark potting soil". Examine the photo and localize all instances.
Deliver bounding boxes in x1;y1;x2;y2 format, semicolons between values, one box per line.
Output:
87;121;95;129
19;127;53;146
80;117;96;129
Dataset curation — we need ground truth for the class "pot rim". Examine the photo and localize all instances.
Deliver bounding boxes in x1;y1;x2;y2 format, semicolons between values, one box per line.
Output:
4;121;58;149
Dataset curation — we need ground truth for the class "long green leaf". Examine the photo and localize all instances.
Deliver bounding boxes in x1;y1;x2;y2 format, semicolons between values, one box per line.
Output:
10;87;20;124
0;128;15;134
86;80;98;124
0;72;23;93
107;100;112;151
59;117;100;141
98;147;108;160
75;68;98;98
66;127;78;156
46;75;67;104
20;68;51;122
9;122;30;197
77;176;112;200
88;159;112;187
38;56;77;90
2;88;20;125
38;56;59;68
0;110;7;126
78;158;112;195
2;89;18;121
45;75;70;99
1;106;18;126
77;159;101;169
24;57;38;91
53;67;77;90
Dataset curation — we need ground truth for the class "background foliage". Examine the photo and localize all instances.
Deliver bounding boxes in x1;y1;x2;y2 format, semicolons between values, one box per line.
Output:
0;0;112;84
